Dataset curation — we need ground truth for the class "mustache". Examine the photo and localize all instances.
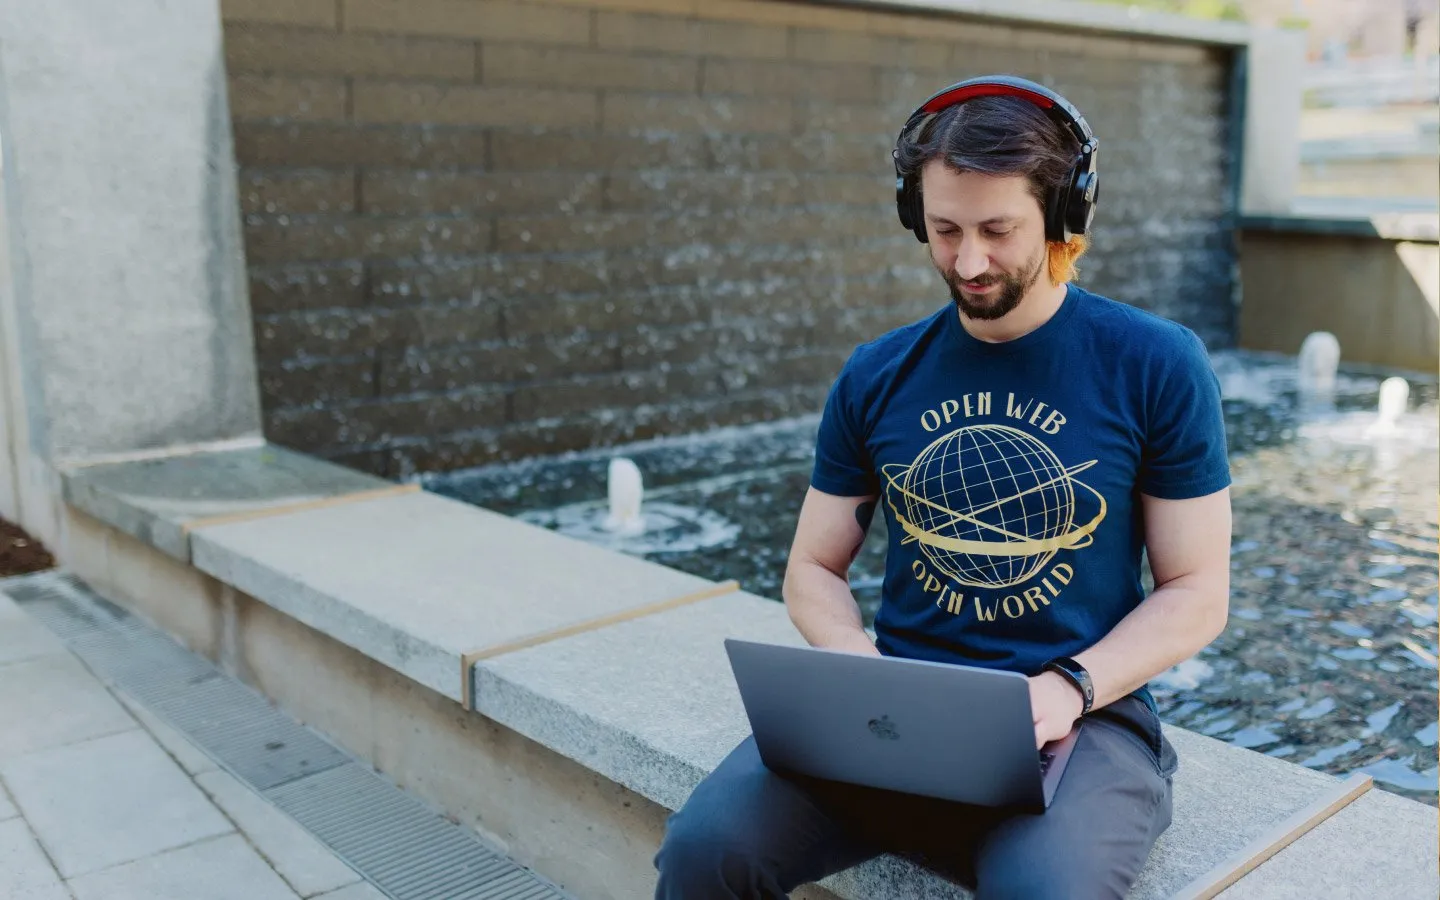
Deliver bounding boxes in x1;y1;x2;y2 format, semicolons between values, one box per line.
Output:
953;274;1002;288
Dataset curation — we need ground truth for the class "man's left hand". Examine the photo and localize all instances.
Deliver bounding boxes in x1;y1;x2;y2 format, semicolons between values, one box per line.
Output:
1028;671;1085;749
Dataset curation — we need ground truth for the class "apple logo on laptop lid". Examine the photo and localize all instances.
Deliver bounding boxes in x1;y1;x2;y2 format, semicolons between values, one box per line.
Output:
868;715;899;741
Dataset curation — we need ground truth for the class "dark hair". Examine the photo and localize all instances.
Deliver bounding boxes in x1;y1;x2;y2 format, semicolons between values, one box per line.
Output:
894;95;1081;217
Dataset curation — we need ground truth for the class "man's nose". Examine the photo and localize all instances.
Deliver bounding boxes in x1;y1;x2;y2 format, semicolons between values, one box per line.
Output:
952;237;989;281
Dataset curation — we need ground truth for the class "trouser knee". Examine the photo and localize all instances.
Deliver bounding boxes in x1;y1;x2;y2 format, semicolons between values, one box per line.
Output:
654;829;775;900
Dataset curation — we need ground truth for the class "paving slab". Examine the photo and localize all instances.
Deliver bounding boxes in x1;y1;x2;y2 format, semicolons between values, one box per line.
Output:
0;819;69;900
0;589;68;665
191;489;735;703
0;781;17;820
474;591;1439;900
474;589;803;811
1;729;232;878
67;833;300;900
1215;784;1439;899
115;692;218;777
311;882;389;900
1130;729;1348;898
195;770;360;898
62;443;392;560
0;651;137;761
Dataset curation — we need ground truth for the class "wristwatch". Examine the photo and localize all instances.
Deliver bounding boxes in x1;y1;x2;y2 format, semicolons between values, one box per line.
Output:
1043;657;1094;715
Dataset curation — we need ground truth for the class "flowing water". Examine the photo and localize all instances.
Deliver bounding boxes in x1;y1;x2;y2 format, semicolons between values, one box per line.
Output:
427;350;1439;805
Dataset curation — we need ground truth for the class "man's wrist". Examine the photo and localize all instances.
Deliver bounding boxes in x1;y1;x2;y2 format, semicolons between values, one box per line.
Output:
810;625;879;656
1043;657;1094;714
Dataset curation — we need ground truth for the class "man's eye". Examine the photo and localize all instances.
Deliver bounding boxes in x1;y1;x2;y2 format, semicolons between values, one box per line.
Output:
935;228;958;237
985;229;1012;238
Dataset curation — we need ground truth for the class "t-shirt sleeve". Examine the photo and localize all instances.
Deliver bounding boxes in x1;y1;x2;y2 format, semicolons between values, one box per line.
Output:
1139;328;1232;500
811;352;881;498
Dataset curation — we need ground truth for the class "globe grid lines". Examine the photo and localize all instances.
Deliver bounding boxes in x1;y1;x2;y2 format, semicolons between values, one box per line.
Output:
904;428;1073;545
976;429;1060;579
880;423;1109;590
959;426;1071;586
920;433;1029;586
912;427;1075;586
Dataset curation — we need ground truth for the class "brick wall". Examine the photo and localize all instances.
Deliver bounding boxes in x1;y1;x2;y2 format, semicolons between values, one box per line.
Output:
222;0;1237;478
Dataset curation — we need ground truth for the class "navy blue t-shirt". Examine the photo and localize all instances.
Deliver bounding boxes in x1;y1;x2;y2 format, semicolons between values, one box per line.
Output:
811;284;1230;703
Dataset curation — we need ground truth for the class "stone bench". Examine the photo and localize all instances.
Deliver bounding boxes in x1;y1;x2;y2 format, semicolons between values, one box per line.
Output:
60;443;1439;899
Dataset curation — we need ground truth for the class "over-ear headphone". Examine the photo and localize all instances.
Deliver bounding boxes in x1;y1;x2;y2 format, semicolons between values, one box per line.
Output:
893;75;1100;245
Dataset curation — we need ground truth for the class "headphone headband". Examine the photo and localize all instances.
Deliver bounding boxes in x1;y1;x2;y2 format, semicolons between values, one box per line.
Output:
894;75;1100;245
905;76;1095;147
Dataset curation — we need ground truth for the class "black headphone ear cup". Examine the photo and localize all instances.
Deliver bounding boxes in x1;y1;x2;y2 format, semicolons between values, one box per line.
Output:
1068;170;1097;237
895;174;912;231
1044;182;1069;243
1065;147;1098;238
907;178;928;244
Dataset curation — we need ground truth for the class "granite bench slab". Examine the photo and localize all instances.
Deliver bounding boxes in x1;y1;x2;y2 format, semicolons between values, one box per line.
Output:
62;444;394;561
473;591;1440;899
188;488;737;704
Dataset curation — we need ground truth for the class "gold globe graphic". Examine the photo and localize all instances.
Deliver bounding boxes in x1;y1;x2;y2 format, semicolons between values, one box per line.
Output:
881;424;1107;589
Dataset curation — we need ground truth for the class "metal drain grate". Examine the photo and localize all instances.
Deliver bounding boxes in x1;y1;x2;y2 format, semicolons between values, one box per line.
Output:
5;572;575;900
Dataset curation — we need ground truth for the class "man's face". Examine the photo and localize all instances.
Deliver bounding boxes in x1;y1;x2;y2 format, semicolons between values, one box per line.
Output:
920;160;1049;321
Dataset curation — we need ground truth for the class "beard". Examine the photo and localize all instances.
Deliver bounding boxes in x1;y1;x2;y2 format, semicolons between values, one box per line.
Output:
940;246;1047;321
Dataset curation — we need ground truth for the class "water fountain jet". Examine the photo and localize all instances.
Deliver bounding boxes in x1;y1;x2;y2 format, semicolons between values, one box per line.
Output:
1297;331;1341;398
603;458;646;536
1373;377;1410;431
516;456;740;556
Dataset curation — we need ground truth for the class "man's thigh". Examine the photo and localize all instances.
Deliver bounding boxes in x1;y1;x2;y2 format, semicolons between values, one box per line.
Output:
655;736;880;897
969;695;1177;900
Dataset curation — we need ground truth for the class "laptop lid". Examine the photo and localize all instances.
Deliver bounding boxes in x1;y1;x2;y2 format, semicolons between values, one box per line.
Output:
724;638;1077;810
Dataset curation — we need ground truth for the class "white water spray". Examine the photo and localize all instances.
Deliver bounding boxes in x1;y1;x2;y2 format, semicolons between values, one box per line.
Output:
1297;332;1341;398
603;458;646;536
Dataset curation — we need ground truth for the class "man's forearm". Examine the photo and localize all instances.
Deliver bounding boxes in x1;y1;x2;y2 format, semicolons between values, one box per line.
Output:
782;560;879;655
1074;575;1228;710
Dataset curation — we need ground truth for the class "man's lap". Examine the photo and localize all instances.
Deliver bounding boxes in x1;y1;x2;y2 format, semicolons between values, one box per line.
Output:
656;695;1176;898
654;734;880;897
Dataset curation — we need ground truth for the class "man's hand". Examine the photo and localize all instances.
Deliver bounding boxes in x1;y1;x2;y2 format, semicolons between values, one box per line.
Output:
1028;671;1085;749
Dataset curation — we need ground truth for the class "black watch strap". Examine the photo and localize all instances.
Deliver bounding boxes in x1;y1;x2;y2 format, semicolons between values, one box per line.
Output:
1044;656;1094;715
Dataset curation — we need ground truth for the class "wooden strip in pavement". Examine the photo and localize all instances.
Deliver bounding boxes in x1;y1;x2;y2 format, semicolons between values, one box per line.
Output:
180;482;421;536
459;579;742;710
1170;773;1374;900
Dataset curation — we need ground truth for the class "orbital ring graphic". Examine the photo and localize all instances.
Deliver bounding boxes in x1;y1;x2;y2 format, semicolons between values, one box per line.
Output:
881;459;1107;556
879;423;1108;589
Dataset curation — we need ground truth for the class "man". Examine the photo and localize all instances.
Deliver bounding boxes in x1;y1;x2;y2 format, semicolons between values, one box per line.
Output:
654;76;1232;899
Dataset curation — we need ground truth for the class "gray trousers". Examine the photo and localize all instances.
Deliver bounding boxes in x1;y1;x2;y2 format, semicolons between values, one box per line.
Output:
654;694;1177;900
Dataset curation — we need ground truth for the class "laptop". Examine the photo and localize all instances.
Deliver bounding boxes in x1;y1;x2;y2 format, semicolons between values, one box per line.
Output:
723;638;1081;811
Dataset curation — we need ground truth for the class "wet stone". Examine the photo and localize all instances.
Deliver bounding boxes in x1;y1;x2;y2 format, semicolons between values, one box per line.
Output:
62;444;393;560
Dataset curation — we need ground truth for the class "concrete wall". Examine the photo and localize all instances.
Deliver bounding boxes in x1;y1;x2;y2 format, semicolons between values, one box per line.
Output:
0;0;264;545
223;0;1241;478
1239;225;1439;372
0;131;37;533
1239;26;1304;216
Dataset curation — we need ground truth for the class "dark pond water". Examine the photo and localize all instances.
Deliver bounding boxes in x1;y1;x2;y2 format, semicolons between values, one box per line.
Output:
427;351;1439;806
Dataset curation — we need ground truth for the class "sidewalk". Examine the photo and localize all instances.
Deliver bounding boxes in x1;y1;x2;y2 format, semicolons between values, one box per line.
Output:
0;588;386;900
